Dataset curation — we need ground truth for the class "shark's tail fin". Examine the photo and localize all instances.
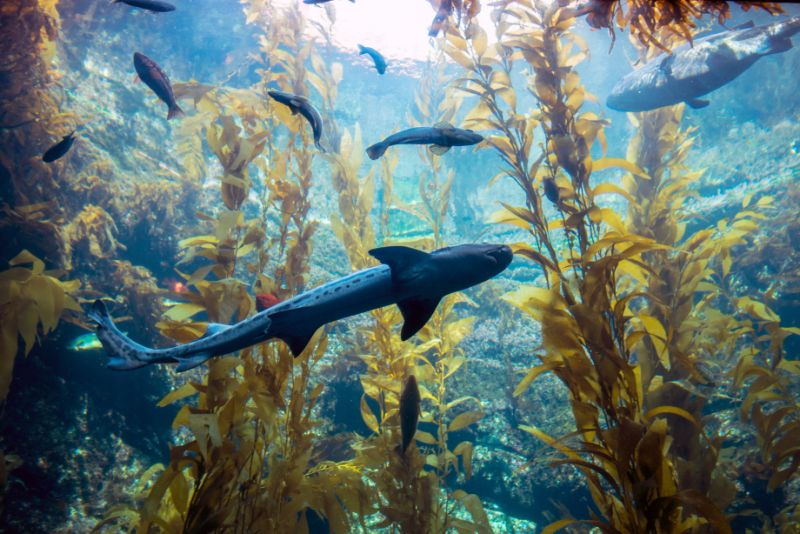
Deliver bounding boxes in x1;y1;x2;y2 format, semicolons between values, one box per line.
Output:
87;300;151;371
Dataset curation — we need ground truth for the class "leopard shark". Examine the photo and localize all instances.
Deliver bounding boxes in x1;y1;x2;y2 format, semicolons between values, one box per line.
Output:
607;17;800;112
88;243;513;372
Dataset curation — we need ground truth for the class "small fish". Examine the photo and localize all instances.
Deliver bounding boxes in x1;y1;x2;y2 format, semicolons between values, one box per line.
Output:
267;90;325;151
366;123;483;160
255;292;281;312
543;178;559;203
134;52;183;120
113;0;175;12
69;333;103;352
42;131;76;163
398;375;420;455
429;0;452;37
358;44;386;75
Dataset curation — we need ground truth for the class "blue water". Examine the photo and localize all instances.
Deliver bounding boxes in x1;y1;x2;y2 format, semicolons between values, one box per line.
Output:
2;0;800;532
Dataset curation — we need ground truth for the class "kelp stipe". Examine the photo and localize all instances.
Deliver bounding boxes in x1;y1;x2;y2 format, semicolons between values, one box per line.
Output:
440;1;746;531
94;2;372;532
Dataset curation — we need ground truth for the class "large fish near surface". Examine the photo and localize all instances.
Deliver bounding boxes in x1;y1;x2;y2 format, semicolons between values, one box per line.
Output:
88;244;513;372
366;123;483;160
607;17;800;112
134;52;183;120
114;0;175;12
267;90;325;151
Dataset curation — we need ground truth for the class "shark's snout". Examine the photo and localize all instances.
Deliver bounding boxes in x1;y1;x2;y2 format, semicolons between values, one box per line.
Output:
488;244;513;270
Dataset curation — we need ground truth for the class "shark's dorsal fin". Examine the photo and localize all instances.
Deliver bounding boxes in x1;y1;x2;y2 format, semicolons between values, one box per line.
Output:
429;144;451;155
434;121;453;129
369;246;430;286
732;20;755;30
398;297;441;340
176;353;212;372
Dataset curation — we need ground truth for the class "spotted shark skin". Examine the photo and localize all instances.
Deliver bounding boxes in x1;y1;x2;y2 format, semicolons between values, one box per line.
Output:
89;243;513;372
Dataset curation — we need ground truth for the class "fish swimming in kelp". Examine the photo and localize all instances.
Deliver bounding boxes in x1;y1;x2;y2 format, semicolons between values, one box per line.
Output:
543;178;559;204
366;123;483;160
428;0;452;37
398;375;420;455
88;244;512;372
267;90;325;151
358;44;386;74
134;52;183;120
255;292;281;312
69;332;103;352
607;17;800;112
42;131;76;163
113;0;175;12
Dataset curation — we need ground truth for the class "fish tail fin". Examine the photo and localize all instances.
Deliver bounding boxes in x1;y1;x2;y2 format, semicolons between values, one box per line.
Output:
88;300;150;371
357;44;366;54
366;142;386;160
167;103;184;120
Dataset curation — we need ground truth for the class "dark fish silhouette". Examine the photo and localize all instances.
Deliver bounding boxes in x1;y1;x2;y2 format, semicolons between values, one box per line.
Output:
366;123;483;160
133;52;183;120
113;0;175;12
399;375;420;455
42;131;76;163
358;44;387;74
88;243;513;371
607;17;800;112
267;90;325;151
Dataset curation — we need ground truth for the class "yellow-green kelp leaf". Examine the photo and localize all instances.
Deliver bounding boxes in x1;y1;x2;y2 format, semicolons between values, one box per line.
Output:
0;250;80;402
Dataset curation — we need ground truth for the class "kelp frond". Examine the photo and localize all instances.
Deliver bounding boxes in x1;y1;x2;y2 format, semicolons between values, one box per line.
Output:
0;250;80;402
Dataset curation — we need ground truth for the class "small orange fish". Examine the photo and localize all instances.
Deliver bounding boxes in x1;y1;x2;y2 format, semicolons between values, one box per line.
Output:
256;293;281;312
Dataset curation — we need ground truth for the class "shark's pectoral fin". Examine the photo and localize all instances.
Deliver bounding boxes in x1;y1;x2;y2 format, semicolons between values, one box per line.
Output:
369;246;430;286
175;353;212;372
686;98;710;109
398;297;441;340
429;144;451;156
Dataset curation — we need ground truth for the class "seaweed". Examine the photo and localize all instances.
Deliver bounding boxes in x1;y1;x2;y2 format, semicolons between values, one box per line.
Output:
95;3;373;532
426;0;784;52
0;250;81;403
439;1;762;530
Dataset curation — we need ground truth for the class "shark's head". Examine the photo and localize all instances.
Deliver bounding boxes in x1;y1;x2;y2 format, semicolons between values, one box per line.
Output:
448;128;485;146
432;243;513;291
267;90;293;107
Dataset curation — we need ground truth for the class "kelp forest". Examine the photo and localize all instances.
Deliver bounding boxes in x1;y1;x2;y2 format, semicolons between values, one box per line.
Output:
1;0;799;532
